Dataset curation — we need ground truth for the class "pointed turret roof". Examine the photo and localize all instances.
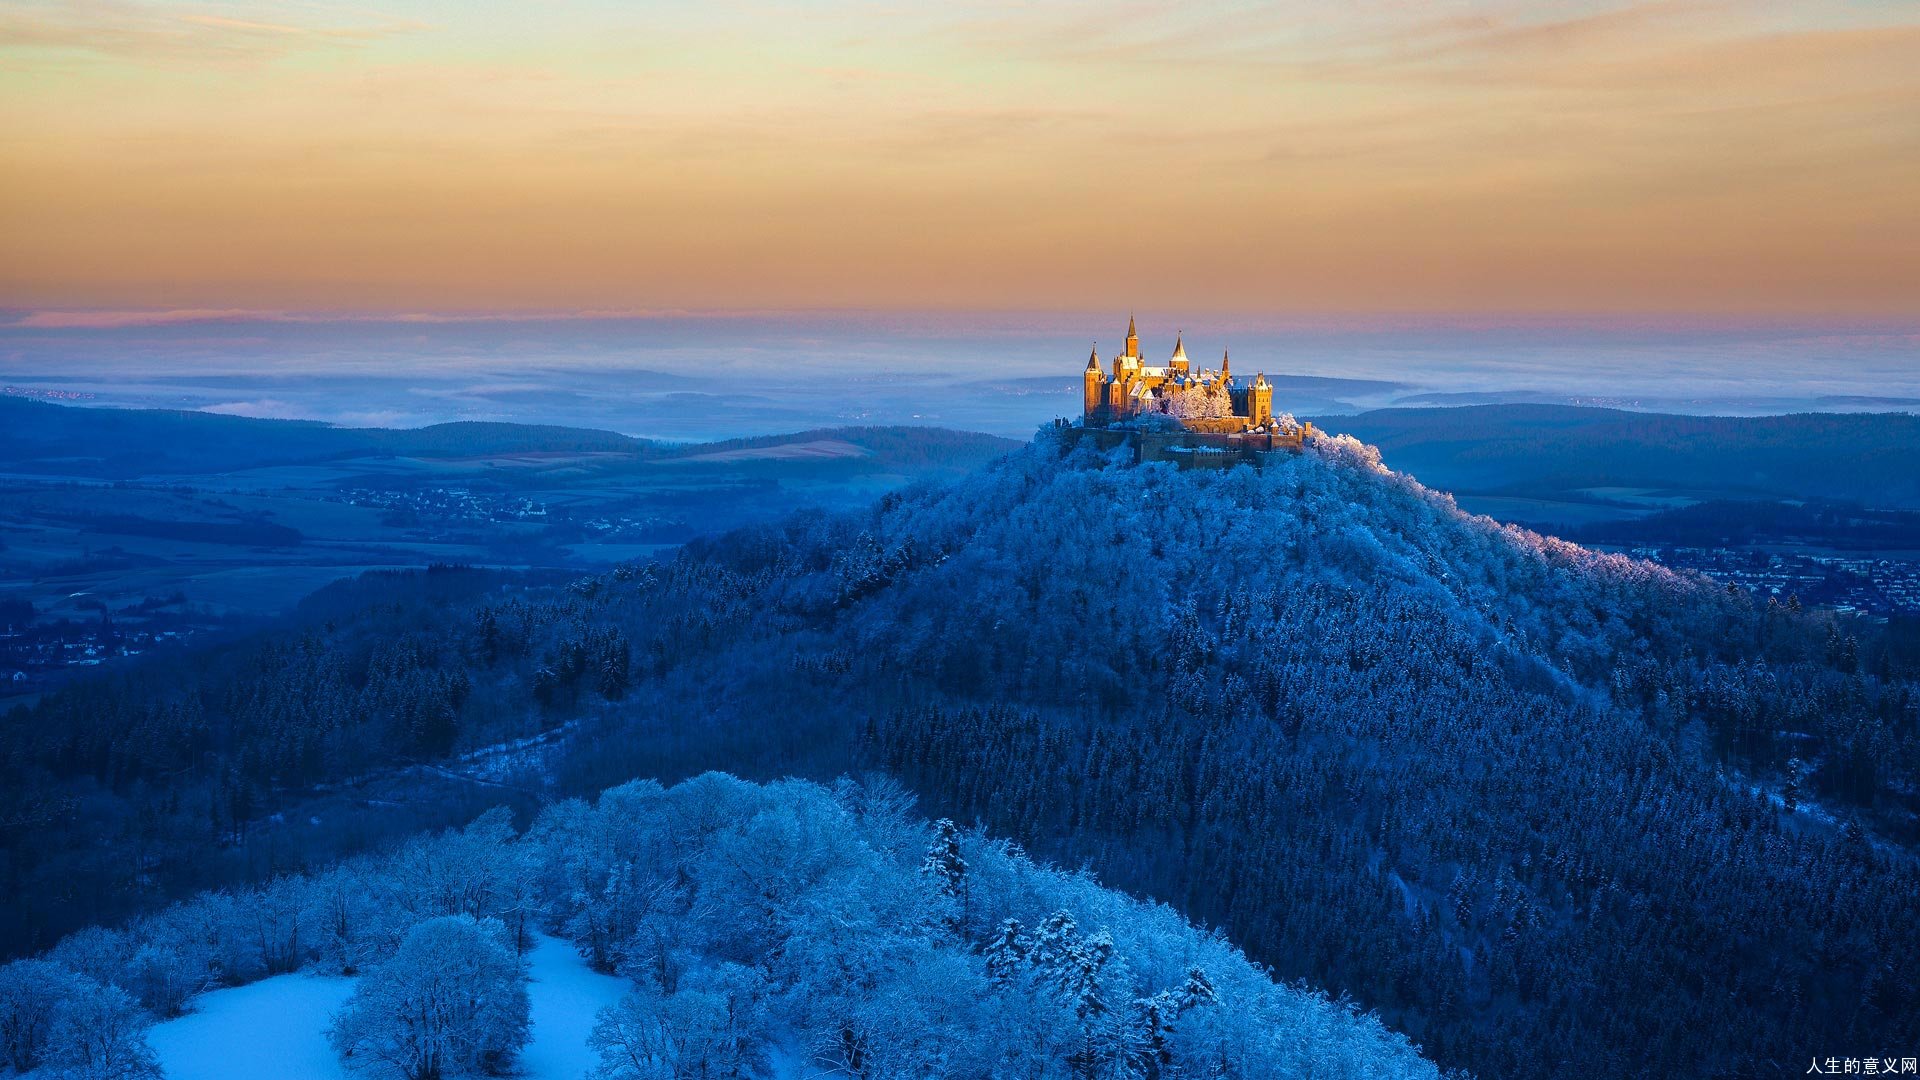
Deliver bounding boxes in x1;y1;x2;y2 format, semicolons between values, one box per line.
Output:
1171;332;1187;361
1127;312;1137;338
1221;348;1231;375
1086;343;1100;371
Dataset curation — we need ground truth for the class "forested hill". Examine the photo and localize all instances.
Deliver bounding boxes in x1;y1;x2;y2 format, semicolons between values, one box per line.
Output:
1328;404;1920;506
6;428;1917;1078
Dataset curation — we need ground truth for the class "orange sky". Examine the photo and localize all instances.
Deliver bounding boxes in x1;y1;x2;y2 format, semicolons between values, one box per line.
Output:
2;1;1917;319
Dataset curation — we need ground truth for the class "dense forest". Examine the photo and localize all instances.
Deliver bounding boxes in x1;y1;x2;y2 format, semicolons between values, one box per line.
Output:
4;427;1916;1078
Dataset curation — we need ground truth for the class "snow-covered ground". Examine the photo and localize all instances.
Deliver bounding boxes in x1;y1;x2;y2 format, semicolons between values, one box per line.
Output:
148;974;353;1080
518;933;630;1080
149;933;626;1080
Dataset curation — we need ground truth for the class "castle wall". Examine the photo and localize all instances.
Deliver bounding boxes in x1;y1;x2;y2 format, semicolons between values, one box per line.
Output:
1064;424;1308;468
1136;431;1182;463
1078;427;1132;454
1165;446;1239;470
1180;417;1252;435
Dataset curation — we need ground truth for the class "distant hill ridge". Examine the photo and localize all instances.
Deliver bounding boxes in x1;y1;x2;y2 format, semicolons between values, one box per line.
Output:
12;395;1916;506
0;397;1017;477
1330;403;1920;506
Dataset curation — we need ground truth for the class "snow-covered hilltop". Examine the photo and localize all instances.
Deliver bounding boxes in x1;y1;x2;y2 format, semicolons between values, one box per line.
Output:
1;775;1438;1080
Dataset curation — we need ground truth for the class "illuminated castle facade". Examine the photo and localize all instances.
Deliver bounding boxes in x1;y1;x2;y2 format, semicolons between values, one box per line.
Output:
1082;315;1278;433
1064;315;1314;467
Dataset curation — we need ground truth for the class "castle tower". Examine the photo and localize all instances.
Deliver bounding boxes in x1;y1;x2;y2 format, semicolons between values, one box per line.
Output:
1083;344;1106;420
1125;313;1140;359
1250;372;1273;427
1170;332;1189;377
1220;347;1232;384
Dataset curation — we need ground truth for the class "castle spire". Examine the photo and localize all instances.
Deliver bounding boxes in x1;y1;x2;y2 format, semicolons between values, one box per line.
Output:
1083;342;1108;421
1171;331;1187;361
1125;312;1140;359
1221;347;1231;377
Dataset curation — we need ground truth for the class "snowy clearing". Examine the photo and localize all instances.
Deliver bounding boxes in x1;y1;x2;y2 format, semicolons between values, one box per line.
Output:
149;933;624;1080
148;973;353;1080
518;933;630;1080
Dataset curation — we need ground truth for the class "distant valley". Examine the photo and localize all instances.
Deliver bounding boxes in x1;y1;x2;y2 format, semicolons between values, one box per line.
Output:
0;397;1015;702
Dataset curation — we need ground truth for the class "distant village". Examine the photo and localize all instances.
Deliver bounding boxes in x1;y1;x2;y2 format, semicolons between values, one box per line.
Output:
325;486;687;542
1;598;205;698
325;485;551;524
1628;546;1920;622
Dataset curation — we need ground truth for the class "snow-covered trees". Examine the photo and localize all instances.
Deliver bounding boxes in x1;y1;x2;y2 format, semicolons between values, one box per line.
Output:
983;919;1029;987
1155;382;1234;420
308;863;384;976
0;959;84;1073
388;807;538;954
920;817;969;935
0;960;161;1080
38;979;162;1080
250;875;308;977
12;771;1437;1080
588;968;766;1080
543;773;1438;1080
1;810;547;1080
791;437;1920;1078
328;915;530;1080
1128;967;1218;1080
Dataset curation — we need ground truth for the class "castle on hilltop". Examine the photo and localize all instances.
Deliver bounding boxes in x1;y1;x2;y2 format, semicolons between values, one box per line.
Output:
1072;316;1314;467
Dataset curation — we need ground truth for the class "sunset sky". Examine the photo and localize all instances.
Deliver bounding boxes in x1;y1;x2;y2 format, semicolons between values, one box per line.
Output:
3;0;1917;322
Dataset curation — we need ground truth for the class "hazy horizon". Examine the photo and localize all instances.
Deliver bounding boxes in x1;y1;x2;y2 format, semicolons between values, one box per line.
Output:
1;309;1915;441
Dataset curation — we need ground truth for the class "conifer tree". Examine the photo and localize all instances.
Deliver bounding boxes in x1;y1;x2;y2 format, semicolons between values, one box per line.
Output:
1175;966;1217;1013
919;818;968;935
983;919;1030;988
